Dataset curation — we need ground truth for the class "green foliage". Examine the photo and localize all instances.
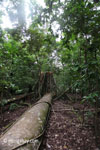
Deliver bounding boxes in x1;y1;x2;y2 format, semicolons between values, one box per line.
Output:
0;0;100;111
0;0;56;99
82;92;99;105
0;99;8;107
9;103;19;111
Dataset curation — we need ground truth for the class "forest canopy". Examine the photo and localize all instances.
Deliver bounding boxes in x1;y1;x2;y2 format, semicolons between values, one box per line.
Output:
0;0;100;106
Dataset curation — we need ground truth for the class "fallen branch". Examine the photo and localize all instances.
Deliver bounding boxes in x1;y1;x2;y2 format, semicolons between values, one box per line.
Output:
0;92;34;106
53;89;70;101
51;108;100;112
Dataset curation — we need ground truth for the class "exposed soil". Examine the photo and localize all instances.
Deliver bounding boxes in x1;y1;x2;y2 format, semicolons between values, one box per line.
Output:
40;100;100;150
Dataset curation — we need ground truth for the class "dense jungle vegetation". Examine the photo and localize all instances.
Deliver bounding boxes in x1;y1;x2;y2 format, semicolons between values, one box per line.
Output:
0;0;100;107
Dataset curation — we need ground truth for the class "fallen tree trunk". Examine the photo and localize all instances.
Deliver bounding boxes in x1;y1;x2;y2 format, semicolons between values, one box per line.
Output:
0;93;52;150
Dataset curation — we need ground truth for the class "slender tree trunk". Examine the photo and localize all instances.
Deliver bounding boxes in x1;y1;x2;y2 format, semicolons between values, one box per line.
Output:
84;48;87;64
95;50;97;60
79;48;81;64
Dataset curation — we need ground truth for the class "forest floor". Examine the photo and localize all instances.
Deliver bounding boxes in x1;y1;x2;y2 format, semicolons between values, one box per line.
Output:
40;99;100;150
0;106;28;135
0;95;100;150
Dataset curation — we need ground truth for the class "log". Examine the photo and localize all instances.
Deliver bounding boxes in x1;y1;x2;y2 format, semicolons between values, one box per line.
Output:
0;93;52;150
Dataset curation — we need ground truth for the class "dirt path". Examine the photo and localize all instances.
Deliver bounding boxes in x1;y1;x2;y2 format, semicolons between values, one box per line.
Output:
40;100;98;150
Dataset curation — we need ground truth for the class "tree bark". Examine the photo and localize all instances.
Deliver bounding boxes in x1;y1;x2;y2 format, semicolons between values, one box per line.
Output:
0;93;52;150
